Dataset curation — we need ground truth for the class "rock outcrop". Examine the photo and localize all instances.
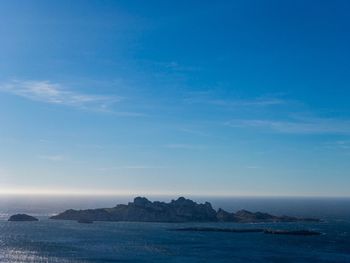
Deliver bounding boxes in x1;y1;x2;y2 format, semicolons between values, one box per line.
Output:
50;197;319;223
8;214;39;222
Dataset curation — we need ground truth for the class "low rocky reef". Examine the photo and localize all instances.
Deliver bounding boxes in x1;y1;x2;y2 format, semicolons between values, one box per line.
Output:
50;197;320;224
172;227;321;236
8;214;39;222
77;218;94;224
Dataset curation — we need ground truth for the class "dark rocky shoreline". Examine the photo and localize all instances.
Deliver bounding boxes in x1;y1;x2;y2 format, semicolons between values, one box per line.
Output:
50;197;320;224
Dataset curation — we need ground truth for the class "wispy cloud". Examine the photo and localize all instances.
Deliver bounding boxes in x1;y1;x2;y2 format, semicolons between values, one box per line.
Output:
177;127;210;137
0;80;122;112
323;140;350;150
335;141;350;149
158;61;200;72
97;166;167;171
184;95;286;107
38;155;65;162
165;144;206;150
225;117;350;135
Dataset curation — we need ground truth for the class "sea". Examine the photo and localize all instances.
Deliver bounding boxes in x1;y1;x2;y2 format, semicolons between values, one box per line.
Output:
0;195;350;263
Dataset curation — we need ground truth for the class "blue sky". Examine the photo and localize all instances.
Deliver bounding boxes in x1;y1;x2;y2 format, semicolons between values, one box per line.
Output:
1;0;350;196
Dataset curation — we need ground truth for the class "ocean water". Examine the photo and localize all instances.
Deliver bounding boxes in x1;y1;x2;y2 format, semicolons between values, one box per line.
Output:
0;195;350;262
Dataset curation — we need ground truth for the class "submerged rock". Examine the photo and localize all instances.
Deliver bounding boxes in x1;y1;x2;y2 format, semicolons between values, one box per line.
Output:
173;227;322;236
77;219;93;224
8;214;39;222
264;229;321;236
172;227;264;233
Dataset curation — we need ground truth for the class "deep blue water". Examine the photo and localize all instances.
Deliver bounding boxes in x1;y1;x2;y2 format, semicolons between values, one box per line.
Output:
0;196;350;262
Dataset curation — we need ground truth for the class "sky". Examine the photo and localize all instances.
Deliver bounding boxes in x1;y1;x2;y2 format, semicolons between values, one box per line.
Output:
0;0;350;197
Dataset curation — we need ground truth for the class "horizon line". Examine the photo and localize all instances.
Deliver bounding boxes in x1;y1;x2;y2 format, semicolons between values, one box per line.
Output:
0;189;349;199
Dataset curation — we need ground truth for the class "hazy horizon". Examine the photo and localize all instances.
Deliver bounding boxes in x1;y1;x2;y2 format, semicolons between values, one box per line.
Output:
1;190;350;199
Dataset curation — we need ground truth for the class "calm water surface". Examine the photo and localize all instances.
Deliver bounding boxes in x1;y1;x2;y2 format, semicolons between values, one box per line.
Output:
0;195;349;262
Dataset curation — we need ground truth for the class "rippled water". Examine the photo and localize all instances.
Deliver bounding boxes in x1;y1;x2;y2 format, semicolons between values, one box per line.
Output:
0;196;350;262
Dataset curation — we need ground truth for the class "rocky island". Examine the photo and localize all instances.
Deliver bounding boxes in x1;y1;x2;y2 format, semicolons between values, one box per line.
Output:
8;214;39;222
50;197;319;223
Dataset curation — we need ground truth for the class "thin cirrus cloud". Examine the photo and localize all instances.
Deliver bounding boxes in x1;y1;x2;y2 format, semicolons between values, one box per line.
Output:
183;95;286;107
335;141;350;149
0;80;122;112
97;166;167;171
38;154;65;162
226;117;350;135
165;144;206;150
323;140;350;150
177;128;210;137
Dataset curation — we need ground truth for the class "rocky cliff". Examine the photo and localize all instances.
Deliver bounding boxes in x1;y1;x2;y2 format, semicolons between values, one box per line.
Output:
50;197;319;223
